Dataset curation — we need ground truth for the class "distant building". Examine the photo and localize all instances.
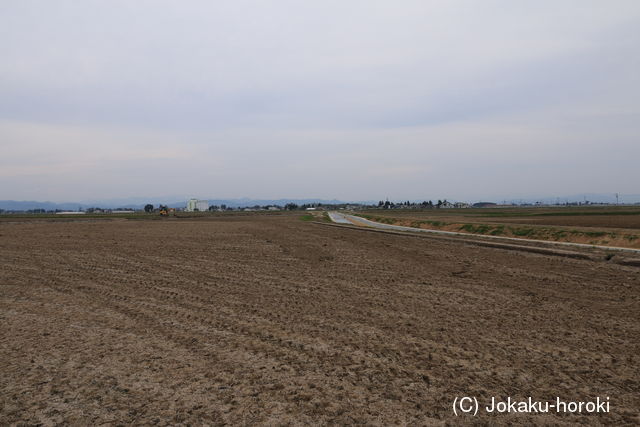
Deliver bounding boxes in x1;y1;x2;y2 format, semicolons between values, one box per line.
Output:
186;199;209;212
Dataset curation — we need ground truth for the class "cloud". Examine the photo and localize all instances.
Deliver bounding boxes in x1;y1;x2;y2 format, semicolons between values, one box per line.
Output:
0;121;195;176
1;1;639;201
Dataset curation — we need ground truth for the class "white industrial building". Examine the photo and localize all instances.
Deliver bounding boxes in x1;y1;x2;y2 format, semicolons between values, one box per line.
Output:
186;199;209;212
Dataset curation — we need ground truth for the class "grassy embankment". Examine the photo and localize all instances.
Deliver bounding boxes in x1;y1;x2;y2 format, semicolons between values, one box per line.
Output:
300;212;331;222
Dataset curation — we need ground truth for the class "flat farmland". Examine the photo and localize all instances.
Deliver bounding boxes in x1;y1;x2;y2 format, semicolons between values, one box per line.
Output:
1;215;639;425
363;206;640;226
482;214;640;229
359;207;640;249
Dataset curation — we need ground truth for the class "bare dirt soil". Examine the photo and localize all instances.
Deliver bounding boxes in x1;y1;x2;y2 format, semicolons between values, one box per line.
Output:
1;215;639;425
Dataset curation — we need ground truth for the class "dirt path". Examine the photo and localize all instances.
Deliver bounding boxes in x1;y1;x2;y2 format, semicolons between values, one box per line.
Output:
1;216;639;425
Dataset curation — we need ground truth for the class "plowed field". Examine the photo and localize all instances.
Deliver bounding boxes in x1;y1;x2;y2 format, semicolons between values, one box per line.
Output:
1;215;639;425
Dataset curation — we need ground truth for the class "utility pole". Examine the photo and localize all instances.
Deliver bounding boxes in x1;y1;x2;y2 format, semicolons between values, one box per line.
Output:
615;193;619;205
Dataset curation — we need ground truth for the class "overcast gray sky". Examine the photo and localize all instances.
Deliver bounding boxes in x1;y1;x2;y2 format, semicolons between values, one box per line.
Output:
1;0;639;202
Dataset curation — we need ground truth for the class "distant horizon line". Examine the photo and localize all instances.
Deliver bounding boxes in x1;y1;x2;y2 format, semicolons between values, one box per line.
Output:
1;192;640;209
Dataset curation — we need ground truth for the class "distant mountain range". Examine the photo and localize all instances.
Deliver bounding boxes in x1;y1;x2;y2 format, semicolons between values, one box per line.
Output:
1;193;638;211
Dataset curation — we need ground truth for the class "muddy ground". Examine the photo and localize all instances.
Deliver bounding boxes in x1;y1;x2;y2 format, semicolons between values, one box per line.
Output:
1;215;639;425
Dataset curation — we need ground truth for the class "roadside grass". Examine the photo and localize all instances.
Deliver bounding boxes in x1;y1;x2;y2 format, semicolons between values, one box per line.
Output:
490;225;505;236
459;224;492;234
583;231;608;238
299;212;332;222
357;214;396;224
510;227;536;237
